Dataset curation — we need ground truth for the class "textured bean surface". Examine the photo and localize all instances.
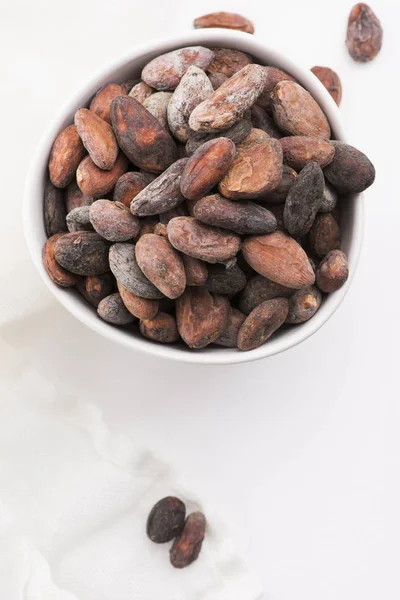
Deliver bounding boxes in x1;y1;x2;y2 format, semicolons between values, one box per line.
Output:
75;108;118;170
214;308;246;347
90;200;140;241
194;12;255;33
257;165;297;205
111;96;178;173
48;125;86;188
182;254;208;286
280;136;334;171
189;65;268;132
170;512;207;569
146;497;186;543
286;286;322;324
207;48;253;77
142;47;214;91
65;180;94;212
97;293;135;325
208;71;229;90
323;141;375;193
44;180;66;237
180;138;236;200
284;162;325;235
167;217;241;264
204;263;246;295
192;193;277;235
117;281;158;319
84;273;115;305
76;153;128;198
272;81;331;139
66;206;92;232
128;81;153;103
135;234;186;299
250;105;282;138
239;274;293;314
176;288;229;348
113;172;150;207
167;66;213;143
140;313;180;343
346;3;383;62
316;250;349;292
237;298;289;351
219;134;283;200
311;66;342;105
109;243;163;299
143;92;173;129
242;231;315;289
130;159;187;216
90;83;126;123
256;66;296;111
308;213;341;257
54;232;110;276
319;181;338;213
185;118;252;155
42;233;77;287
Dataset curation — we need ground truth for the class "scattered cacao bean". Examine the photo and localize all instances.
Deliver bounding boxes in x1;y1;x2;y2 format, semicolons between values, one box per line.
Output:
194;12;255;34
346;3;383;62
170;512;207;569
310;66;342;105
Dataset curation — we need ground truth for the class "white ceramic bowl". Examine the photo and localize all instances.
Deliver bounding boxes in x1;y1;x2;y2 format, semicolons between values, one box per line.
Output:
23;29;363;365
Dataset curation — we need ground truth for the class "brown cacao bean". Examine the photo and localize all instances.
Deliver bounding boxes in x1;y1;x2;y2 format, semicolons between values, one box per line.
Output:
90;83;126;123
142;47;214;91
89;200;140;241
48;125;86;189
109;242;164;299
176;287;229;348
44;180;66;237
135;234;186;299
182;254;208;286
346;3;383;62
214;308;246;347
75;108;118;171
117;280;159;319
311;66;342;105
284;162;325;235
65;180;94;213
113;172;150;207
308;213;340;257
207;48;253;77
170;512;207;568
286;286;322;324
66;206;93;232
205;263;246;295
316;250;349;292
323;141;375;193
97;293;135;325
130;159;188;216
76;153;129;198
146;497;186;543
239;274;293;314
54;231;110;276
42;233;77;287
194;12;255;34
237;298;289;351
140;313;180;343
280;136;334;171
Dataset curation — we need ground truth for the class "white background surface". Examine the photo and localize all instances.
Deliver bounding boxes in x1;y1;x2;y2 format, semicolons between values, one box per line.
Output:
1;0;399;598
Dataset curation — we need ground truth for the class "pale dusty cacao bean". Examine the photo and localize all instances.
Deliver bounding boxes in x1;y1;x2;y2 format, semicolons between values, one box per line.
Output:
42;233;77;287
90;199;140;241
311;66;342;105
128;81;153;103
189;65;268;132
182;254;208;286
256;66;296;112
130;159;188;216
194;12;255;34
117;280;159;319
316;249;349;292
65;180;94;212
280;136;334;171
54;231;110;275
66;206;93;232
176;287;229;348
192;193;277;235
219;134;283;200
237;298;289;351
346;3;383;62
207;48;253;77
143;92;173;129
109;243;164;299
239;274;293;314
97;293;135;325
167;217;241;264
140;313;180;343
250;105;282;138
76;153;128;198
185;118;252;155
180;138;236;200
135;234;186;299
48;125;86;188
205;263;246;295
308;213;340;257
272;81;331;139
111;96;178;173
284;162;325;235
241;231;315;289
208;72;229;90
90;83;126;123
214;308;246;347
44;180;66;237
286;286;322;324
256;165;297;205
323;141;375;193
113;172;150;207
319;181;338;213
167;66;213;143
142;47;214;91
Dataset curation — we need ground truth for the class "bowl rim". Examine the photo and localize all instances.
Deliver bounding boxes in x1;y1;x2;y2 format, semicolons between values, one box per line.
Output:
23;29;364;365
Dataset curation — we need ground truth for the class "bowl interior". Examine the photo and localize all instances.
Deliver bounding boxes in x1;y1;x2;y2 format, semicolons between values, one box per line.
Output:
24;29;363;365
